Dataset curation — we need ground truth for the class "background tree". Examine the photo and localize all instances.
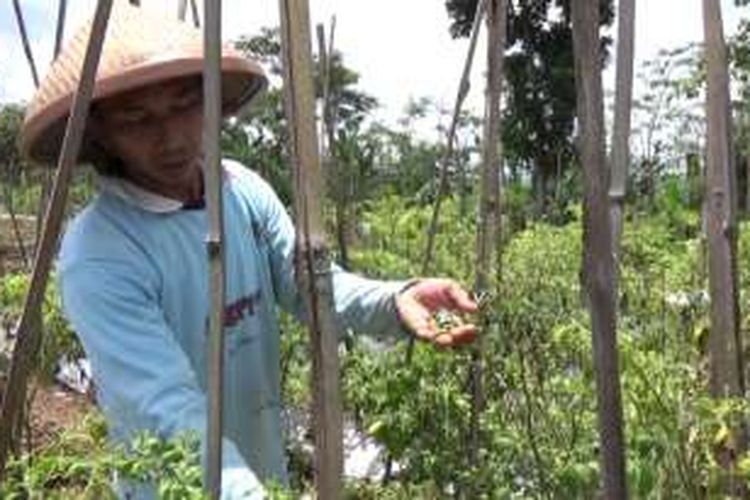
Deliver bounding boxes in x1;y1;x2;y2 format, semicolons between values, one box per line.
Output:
446;0;614;218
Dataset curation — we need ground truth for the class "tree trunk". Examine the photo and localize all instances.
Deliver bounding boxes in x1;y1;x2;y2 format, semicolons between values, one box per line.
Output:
571;1;628;498
608;0;635;265
702;0;746;492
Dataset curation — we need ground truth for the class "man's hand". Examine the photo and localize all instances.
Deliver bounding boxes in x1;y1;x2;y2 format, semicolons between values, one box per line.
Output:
395;279;479;348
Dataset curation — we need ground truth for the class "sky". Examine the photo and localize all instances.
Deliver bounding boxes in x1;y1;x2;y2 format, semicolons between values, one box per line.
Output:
0;0;747;133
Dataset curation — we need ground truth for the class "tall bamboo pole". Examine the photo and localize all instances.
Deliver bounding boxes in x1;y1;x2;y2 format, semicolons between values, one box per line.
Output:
702;0;746;491
279;0;343;498
468;0;506;481
203;0;225;497
0;0;114;477
571;1;627;498
608;0;636;265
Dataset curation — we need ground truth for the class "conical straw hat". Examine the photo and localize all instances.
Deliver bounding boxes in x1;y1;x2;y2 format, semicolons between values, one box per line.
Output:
20;1;267;165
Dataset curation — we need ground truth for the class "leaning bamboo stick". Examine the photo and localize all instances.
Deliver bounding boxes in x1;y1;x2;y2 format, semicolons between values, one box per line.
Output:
54;0;68;59
279;0;343;497
203;0;225;497
0;0;114;477
407;0;486;363
421;0;487;275
11;0;40;88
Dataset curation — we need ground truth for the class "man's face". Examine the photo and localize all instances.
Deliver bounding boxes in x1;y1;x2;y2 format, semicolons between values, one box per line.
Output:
91;78;204;200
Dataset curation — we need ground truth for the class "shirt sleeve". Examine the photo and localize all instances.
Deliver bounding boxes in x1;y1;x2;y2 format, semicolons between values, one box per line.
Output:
244;168;409;340
59;261;265;499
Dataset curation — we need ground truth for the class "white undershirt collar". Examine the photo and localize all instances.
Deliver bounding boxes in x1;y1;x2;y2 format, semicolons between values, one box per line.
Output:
97;174;185;213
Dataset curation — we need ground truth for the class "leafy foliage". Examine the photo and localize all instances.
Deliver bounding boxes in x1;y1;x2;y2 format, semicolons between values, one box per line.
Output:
0;272;83;383
445;0;614;214
1;412;206;499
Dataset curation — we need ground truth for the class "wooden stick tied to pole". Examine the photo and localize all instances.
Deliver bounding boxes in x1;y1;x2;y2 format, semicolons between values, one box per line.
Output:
279;0;343;497
0;0;114;477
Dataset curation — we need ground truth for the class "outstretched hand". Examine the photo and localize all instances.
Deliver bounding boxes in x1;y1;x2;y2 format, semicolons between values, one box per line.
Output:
395;278;479;348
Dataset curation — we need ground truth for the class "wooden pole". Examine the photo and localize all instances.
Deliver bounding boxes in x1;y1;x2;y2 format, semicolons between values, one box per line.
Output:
279;0;343;497
11;0;40;88
203;0;225;497
54;0;68;59
571;1;627;497
702;0;746;491
190;0;201;28
608;0;635;266
468;0;506;481
0;0;114;477
178;0;188;21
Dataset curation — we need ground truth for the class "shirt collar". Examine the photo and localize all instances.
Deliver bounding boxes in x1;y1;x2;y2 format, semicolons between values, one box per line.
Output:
97;175;185;213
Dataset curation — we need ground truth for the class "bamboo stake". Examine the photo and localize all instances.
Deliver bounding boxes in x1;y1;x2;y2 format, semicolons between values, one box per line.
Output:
406;0;486;362
203;0;225;497
0;0;114;477
317;21;349;269
178;0;188;21
608;0;635;268
468;0;506;481
571;1;627;498
3;162;30;270
54;0;68;59
178;0;200;27
421;0;486;276
702;0;746;491
190;0;201;28
11;0;39;88
279;0;343;497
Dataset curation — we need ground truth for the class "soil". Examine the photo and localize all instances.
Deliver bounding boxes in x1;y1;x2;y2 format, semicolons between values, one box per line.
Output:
0;378;94;452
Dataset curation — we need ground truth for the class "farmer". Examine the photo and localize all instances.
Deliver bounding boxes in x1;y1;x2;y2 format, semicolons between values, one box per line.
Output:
19;4;477;498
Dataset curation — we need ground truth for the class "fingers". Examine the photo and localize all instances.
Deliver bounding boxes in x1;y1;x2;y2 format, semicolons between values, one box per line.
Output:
410;279;478;313
446;282;478;313
432;324;477;348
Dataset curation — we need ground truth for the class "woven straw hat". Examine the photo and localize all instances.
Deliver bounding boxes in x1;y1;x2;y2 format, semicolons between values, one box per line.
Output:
20;1;267;165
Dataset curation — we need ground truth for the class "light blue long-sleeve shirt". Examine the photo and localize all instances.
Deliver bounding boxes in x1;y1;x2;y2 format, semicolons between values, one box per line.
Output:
58;159;405;498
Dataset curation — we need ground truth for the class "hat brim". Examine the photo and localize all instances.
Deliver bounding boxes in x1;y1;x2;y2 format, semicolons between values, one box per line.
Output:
21;54;267;165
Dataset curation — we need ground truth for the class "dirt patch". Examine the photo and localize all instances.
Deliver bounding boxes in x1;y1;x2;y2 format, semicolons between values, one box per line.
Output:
28;383;93;450
0;379;94;452
0;213;37;274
